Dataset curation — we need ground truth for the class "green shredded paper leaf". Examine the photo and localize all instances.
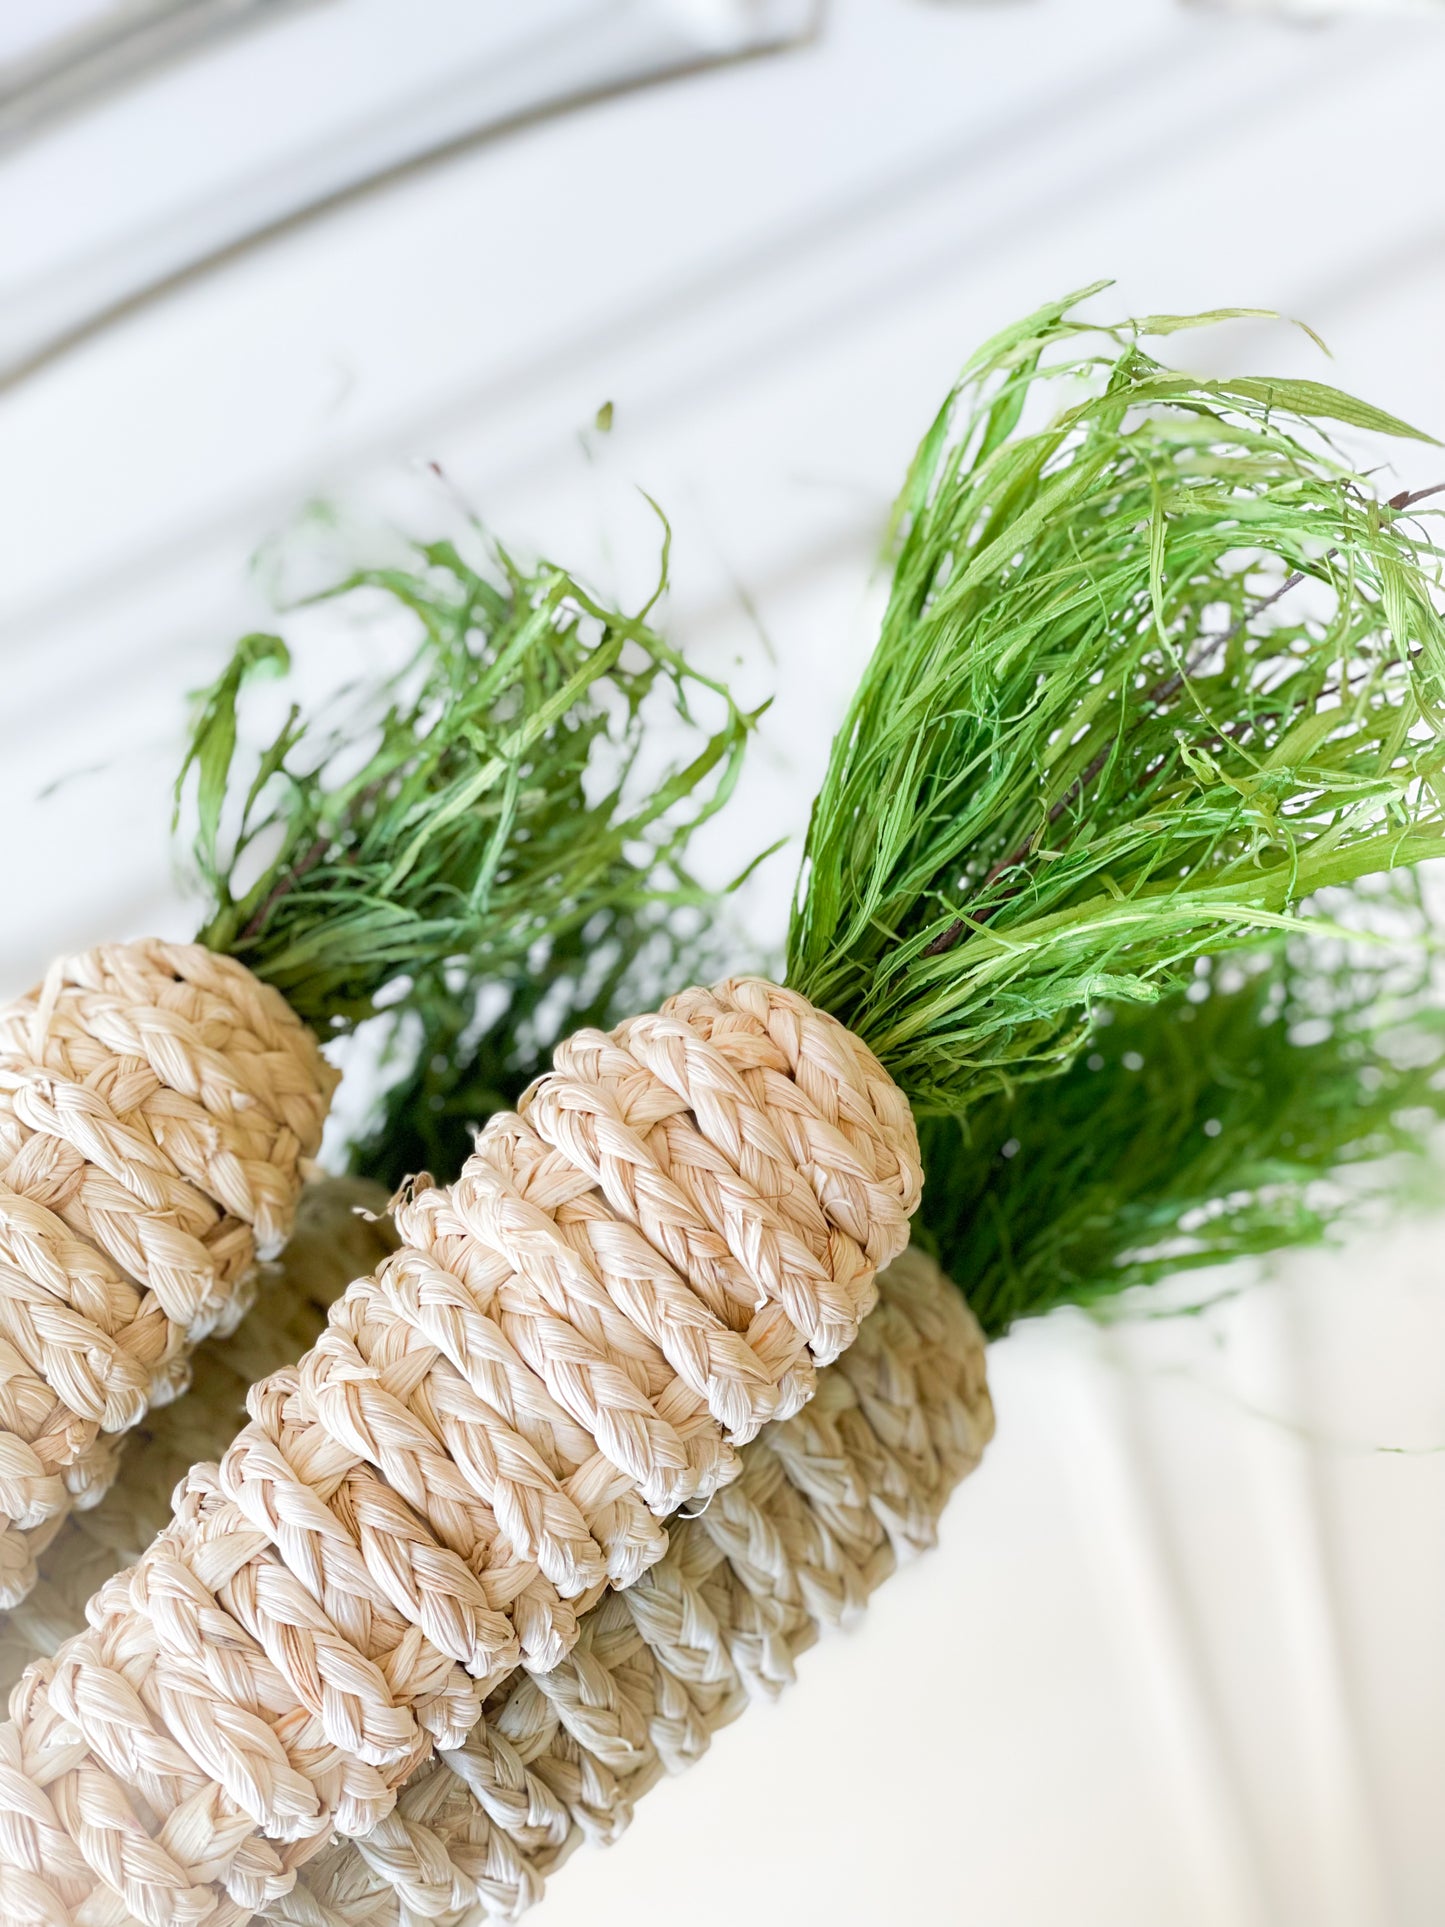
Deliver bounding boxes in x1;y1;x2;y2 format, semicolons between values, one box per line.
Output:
914;933;1445;1337
787;287;1445;1114
180;538;752;1036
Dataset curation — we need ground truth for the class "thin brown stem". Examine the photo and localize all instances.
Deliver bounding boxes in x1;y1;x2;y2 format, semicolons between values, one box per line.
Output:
239;835;331;944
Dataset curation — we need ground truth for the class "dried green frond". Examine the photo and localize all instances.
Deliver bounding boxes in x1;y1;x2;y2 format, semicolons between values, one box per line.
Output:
914;943;1445;1340
787;285;1445;1113
178;539;752;1034
348;894;729;1181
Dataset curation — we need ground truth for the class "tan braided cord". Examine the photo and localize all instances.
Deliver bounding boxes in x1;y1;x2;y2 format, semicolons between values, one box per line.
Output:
0;940;338;1608
264;1246;992;1927
0;1179;396;1697
0;977;921;1927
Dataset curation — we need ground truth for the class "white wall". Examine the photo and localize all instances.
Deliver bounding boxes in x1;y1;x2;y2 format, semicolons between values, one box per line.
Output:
2;4;1444;1920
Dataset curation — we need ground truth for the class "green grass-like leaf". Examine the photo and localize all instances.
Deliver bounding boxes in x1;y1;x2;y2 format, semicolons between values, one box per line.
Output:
347;895;729;1181
786;287;1445;1113
179;538;753;1034
915;939;1445;1339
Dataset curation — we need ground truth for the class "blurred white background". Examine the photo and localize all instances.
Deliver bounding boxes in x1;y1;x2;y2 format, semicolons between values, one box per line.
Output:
2;3;1445;1923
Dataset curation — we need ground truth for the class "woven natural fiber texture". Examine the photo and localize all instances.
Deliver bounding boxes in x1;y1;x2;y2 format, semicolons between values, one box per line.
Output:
264;1246;991;1927
0;940;338;1609
0;977;920;1927
0;1179;396;1697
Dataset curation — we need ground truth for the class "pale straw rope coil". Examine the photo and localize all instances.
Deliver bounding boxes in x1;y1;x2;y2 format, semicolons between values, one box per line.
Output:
0;941;338;1609
0;1179;396;1696
265;1247;992;1927
0;978;921;1927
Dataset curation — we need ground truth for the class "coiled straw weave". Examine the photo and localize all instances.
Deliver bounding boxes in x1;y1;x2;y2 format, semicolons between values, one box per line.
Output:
1;1221;987;1927
0;942;337;1609
267;1246;992;1927
0;1178;396;1696
0;978;921;1927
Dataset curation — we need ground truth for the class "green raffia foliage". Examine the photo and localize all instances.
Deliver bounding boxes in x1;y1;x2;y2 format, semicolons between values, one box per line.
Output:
349;899;725;1181
178;540;751;1034
913;948;1445;1340
787;284;1445;1112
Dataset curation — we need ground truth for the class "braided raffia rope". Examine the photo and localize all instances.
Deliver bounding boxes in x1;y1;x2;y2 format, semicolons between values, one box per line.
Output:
0;978;921;1927
0;1179;396;1697
0;941;338;1609
0;1225;985;1927
264;1247;992;1927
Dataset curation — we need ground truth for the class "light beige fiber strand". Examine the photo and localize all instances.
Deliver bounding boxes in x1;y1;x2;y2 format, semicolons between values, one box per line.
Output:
265;1247;992;1927
0;1179;397;1696
0;977;921;1927
0;941;338;1609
